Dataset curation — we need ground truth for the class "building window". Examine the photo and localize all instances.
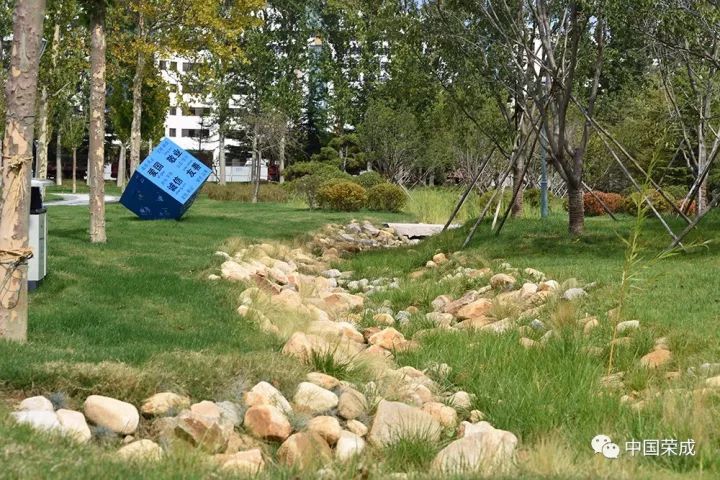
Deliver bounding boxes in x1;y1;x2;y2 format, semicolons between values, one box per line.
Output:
169;128;176;137
169;107;176;116
181;128;210;139
170;61;178;71
184;62;198;72
159;60;167;70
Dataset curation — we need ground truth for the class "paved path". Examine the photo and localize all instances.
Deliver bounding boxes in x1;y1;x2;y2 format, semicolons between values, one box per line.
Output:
45;193;121;207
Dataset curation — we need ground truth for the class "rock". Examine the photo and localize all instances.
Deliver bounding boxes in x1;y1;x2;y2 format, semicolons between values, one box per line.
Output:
368;400;441;447
538;280;559;291
529;319;546;331
18;396;54;412
216;401;243;427
518;283;538;299
336;430;366;461
293;382;339;414
337;387;367;420
322;269;342;279
456;317;493;330
432;253;448;264
422;402;458;429
140;393;191;417
307;416;342;445
443;291;479;315
174;411;229;453
426;312;455;328
346;419;368;437
562;288;587;300
431;295;453;311
481;318;513;334
449;391;472;409
426;260;437;268
490;274;515;289
244;381;292;413
84;395;139;435
277;432;333;469
216;448;265;474
459;420;494;437
616;320;640;333
469;410;485;423
118;439;163;462
307;372;341;390
368;328;407;350
524;268;545;281
640;349;672;369
243;405;292;442
190;401;222;422
10;410;60;432
456;299;493;320
583;317;599;335
519;337;538;349
373;313;396;326
705;376;720;388
56;409;92;443
432;423;517;475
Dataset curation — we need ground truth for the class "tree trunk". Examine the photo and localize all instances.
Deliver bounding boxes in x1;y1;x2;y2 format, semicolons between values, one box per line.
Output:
511;154;524;217
117;143;126;189
0;0;46;342
129;12;145;177
567;182;585;236
55;131;62;185
218;129;226;185
88;8;107;243
36;86;48;178
279;130;286;184
251;122;260;203
72;147;77;193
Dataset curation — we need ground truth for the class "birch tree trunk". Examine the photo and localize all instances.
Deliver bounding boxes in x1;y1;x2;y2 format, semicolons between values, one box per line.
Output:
251;122;260;203
72;147;77;193
36;86;48;178
218;129;226;185
117;143;126;189
88;8;107;243
279;130;286;184
55;131;61;185
129;12;145;177
0;0;46;342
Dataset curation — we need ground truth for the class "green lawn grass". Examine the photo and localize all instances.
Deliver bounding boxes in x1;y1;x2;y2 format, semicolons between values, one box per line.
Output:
2;190;719;479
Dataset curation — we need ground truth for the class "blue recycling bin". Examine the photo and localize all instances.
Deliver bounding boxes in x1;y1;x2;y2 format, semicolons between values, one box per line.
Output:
120;139;212;220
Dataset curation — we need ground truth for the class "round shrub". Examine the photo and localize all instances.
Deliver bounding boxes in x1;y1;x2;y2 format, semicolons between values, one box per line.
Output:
622;190;684;215
355;171;386;190
367;183;407;212
285;161;342;181
317;181;367;211
582;191;624;216
290;169;354;208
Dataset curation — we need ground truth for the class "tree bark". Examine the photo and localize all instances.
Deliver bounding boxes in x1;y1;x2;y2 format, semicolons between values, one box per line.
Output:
117;143;126;189
567;182;584;236
36;86;48;178
251;121;260;203
55;131;61;185
279;130;286;184
0;0;47;342
72;147;77;193
511;154;524;217
218;129;226;185
129;12;145;177
88;8;107;243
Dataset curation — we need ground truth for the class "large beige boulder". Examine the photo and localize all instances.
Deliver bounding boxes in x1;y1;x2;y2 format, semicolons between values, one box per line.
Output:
18;396;54;412
244;381;292;413
422;402;458;429
56;409;92;443
456;299;493;320
443;291;479;315
190;401;222;422
10;410;60;432
368;328;407;350
216;448;265;475
490;274;516;289
307;415;342;445
368;400;442;447
306;372;341;390
243;405;292;441
140;392;191;417
640;349;672;368
277;432;333;469
293;382;338;414
337;387;367;420
432;423;517;475
336;430;366;461
346;419;368;437
84;395;139;434
307;320;365;345
117;439;163;462
174;411;229;453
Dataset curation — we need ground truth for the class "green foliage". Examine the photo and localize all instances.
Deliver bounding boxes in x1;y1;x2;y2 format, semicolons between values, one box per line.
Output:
310;146;341;163
203;183;288;203
60;115;86;150
524;188;558;208
355;170;386;189
367;183;407;212
317;181;367;211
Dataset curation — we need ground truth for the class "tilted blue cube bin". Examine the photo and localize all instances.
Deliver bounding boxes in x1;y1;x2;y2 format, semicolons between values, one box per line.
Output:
120;139;212;220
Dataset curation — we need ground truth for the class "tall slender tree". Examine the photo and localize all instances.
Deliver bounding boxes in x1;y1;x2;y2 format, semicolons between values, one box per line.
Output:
0;0;47;341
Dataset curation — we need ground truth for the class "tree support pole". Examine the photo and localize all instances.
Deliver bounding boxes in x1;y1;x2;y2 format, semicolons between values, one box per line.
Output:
442;146;496;232
582;181;618;221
